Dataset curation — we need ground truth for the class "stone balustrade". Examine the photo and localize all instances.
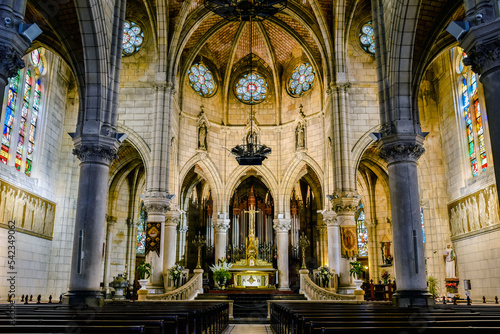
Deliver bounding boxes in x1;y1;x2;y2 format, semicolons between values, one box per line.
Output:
299;269;359;301
147;269;203;301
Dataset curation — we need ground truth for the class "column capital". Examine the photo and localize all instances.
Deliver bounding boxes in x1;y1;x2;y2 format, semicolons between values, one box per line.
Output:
143;192;175;217
72;135;120;165
321;210;338;226
213;218;230;232
105;215;117;226
0;44;25;81
165;210;181;227
329;193;361;215
378;134;426;164
273;218;291;232
460;19;500;76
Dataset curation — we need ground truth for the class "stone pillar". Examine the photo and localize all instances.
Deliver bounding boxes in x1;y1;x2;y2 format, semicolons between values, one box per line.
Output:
64;136;120;306
125;218;137;281
379;135;431;307
322;211;339;272
330;196;360;287
103;215;116;298
365;220;379;280
214;215;230;261
273;217;291;290
459;16;500;204
164;210;180;274
316;222;328;267
143;195;171;287
177;211;188;266
0;2;32;108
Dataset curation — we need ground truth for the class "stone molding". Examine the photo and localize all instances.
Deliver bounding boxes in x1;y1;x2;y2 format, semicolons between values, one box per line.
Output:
0;44;25;80
273;218;291;232
322;210;338;226
213;218;230;232
72;144;119;164
379;142;425;164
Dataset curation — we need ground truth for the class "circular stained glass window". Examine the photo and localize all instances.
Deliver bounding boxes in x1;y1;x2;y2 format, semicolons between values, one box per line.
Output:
359;21;375;55
123;21;145;56
235;72;268;104
188;63;217;97
288;63;315;97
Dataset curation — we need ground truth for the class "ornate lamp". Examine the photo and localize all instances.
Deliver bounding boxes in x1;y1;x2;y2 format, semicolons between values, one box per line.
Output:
206;0;283;165
299;231;310;269
193;231;206;269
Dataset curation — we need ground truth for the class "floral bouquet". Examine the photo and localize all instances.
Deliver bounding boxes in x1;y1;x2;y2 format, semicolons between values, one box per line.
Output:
381;271;390;281
318;266;333;287
169;264;184;287
445;282;457;288
209;259;233;288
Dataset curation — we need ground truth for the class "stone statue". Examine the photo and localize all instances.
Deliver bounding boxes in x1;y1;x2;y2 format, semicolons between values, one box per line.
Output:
4;188;15;223
467;199;474;232
13;190;26;226
471;196;480;230
296;123;305;148
478;191;488;228
44;205;55;235
458;202;466;234
198;123;207;150
450;208;458;236
443;243;456;278
0;186;7;221
488;187;499;225
25;197;35;231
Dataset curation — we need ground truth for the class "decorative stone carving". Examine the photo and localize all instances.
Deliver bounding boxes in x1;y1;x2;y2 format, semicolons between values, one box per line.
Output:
463;39;500;75
213;218;230;232
329;194;361;215
72;144;118;164
379;142;425;164
198;122;207;150
322;210;338;226
0;45;25;79
273;218;291;232
105;215;117;226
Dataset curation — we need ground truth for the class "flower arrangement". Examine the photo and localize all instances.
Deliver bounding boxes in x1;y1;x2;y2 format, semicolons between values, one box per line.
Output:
445;282;457;288
209;259;233;288
381;271;390;281
169;264;184;284
318;266;333;287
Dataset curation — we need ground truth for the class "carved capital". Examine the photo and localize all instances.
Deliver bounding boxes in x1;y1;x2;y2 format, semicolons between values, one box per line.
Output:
213;218;230;232
0;44;25;80
165;210;181;227
72;144;118;164
460;19;500;76
178;225;188;233
379;142;425;164
273;218;291;232
322;210;338;226
105;215;117;226
328;193;361;215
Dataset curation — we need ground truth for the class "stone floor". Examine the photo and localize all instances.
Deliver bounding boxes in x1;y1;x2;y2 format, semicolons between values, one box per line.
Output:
223;324;272;333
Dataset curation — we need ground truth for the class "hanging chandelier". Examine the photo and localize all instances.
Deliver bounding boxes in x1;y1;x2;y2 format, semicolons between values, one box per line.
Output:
206;0;280;165
204;0;287;21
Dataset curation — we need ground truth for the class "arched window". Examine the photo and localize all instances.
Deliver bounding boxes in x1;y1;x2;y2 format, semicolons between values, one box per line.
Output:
359;21;375;55
356;202;368;256
136;202;147;255
188;63;217;97
1;48;46;176
235;72;268;104
452;48;488;177
288;63;315;97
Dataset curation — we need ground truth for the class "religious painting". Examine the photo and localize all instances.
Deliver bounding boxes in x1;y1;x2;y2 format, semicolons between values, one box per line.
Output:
146;222;161;255
341;226;358;258
448;184;500;238
0;179;55;239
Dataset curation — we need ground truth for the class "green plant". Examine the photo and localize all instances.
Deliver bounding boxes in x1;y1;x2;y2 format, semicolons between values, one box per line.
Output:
427;275;438;298
209;259;233;284
349;261;364;279
136;260;152;280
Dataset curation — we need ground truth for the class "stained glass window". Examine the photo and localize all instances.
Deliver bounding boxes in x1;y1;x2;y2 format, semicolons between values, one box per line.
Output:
455;49;487;177
359;21;375;55
188;63;217;97
0;48;46;176
123;21;144;56
136;202;147;255
421;207;426;243
288;63;315;97
235;72;268;104
356;202;368;256
1;71;20;164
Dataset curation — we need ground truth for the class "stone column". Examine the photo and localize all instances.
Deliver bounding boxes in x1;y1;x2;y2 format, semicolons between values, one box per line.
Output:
273;217;291;290
64;136;120;306
103;215;116;298
459;16;500;203
322;211;338;272
379;135;430;307
365;220;379;280
125;218;137;281
316;222;328;267
214;215;230;261
164;210;180;274
143;195;171;287
177;211;188;266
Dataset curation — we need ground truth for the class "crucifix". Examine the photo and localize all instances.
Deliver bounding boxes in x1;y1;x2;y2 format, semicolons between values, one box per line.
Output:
244;205;260;265
244;205;260;238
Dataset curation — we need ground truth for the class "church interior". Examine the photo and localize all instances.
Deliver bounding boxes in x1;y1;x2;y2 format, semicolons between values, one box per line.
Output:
2;0;500;332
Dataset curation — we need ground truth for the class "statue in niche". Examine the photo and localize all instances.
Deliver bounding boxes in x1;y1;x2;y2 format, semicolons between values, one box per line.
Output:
488;187;500;225
443;243;457;278
458;202;466;233
478;191;488;228
471;196;480;230
4;187;15;223
44;205;55;235
467;199;474;232
25;197;35;231
198;123;207;150
450;208;458;236
296;123;305;149
13;190;26;226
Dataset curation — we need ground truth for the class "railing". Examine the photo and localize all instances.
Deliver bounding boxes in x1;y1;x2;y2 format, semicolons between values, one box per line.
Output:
147;269;204;301
299;270;358;301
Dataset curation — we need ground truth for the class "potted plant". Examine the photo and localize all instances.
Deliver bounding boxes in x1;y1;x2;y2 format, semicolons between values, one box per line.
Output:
427;275;438;299
349;261;364;290
136;260;151;290
209;259;233;289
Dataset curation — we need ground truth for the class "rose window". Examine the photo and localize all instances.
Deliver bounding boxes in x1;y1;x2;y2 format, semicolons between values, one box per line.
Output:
188;63;217;97
123;21;145;56
288;63;315;97
235;72;268;104
359;21;375;55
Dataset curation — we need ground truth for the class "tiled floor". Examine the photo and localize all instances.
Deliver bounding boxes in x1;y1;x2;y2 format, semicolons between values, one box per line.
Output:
223;324;272;333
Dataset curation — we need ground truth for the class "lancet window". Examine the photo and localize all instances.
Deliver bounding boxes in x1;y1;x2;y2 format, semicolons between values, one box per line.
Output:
356;202;368;256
